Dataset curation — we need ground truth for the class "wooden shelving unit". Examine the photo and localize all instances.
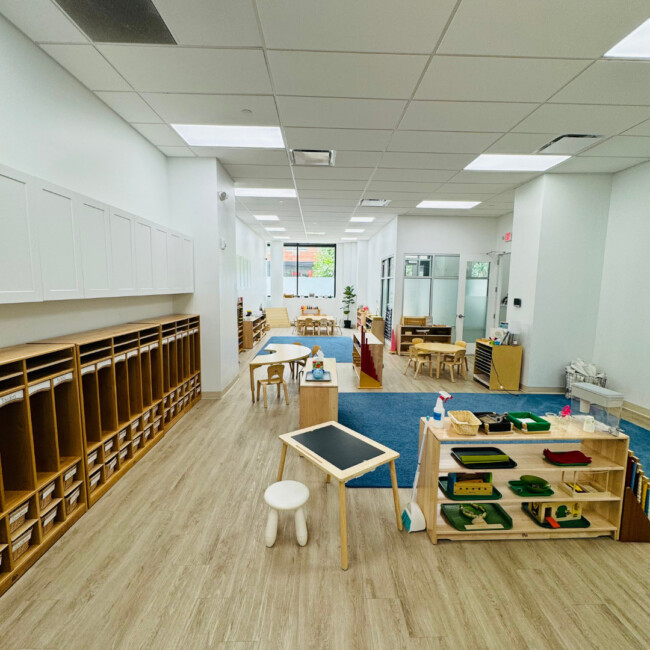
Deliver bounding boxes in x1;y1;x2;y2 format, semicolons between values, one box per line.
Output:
243;313;267;349
237;298;244;353
363;314;385;341
0;343;86;597
473;339;522;390
352;330;383;389
417;418;628;544
397;321;452;356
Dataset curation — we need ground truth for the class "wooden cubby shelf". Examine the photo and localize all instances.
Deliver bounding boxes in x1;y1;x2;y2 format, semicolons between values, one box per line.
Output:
417;418;628;544
242;313;267;349
397;321;452;356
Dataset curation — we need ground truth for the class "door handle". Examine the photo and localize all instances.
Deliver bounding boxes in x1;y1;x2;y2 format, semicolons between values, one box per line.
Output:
457;314;464;318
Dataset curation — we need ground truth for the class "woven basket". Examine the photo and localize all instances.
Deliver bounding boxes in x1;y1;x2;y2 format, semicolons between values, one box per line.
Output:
448;410;481;436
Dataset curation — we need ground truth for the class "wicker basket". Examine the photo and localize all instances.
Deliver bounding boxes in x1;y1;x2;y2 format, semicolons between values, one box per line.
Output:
9;502;29;534
11;526;34;562
39;482;56;510
448;410;481;436
41;505;58;536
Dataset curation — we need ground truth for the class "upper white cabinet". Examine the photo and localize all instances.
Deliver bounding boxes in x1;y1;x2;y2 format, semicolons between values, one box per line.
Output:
77;198;112;298
0;166;42;303
35;184;84;301
0;164;194;304
110;209;137;296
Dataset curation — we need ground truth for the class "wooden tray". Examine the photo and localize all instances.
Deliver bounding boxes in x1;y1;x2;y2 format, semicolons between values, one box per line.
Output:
305;371;332;382
451;446;517;469
439;476;502;501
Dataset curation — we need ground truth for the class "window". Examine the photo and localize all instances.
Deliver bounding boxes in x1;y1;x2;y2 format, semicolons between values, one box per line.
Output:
283;244;336;297
380;256;394;319
403;255;433;316
265;243;271;297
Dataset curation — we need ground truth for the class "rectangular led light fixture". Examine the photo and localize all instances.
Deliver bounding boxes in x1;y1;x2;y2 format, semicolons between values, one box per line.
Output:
416;200;481;209
605;18;650;58
345;228;365;233
265;227;286;232
253;215;279;221
274;236;290;240
307;231;326;235
350;216;375;223
235;188;297;198
341;237;357;241
171;124;284;148
465;154;570;172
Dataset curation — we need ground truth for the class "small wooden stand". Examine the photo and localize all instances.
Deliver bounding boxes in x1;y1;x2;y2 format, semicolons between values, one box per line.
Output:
619;487;650;542
243;313;267;349
299;358;338;428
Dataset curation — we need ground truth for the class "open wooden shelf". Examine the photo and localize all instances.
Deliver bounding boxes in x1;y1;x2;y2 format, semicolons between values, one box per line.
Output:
396;322;452;356
242;313;267;349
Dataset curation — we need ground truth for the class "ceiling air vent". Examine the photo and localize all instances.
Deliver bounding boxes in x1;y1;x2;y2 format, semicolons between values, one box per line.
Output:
290;150;336;166
359;198;391;207
55;0;176;44
536;134;602;155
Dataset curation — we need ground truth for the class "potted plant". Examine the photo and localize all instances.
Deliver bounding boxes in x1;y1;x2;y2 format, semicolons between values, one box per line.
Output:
342;285;356;329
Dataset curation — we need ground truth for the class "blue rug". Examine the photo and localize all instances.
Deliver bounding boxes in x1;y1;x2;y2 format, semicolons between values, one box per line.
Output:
338;393;649;488
258;336;352;363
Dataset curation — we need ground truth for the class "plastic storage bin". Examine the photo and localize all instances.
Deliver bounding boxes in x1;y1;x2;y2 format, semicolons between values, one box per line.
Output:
571;383;623;429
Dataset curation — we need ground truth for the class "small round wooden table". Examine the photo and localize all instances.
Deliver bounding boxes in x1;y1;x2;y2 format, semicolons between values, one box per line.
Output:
413;342;464;379
296;315;335;335
249;344;311;403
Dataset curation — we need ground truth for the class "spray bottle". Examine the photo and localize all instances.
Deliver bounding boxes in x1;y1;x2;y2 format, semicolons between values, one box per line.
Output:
432;391;452;428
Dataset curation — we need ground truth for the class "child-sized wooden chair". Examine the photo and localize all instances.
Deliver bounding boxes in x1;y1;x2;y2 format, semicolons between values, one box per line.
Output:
440;349;466;382
303;318;316;336
257;364;290;407
453;340;469;374
318;317;330;335
404;338;431;378
290;341;307;379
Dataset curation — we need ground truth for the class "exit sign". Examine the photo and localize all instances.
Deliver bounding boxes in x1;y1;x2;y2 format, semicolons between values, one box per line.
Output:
504;232;512;242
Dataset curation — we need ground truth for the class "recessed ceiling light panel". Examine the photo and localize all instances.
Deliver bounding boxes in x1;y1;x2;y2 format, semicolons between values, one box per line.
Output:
341;237;357;241
465;154;570;172
274;236;290;240
290;149;336;166
416;200;481;209
253;215;279;221
235;188;297;198
359;198;391;207
345;228;365;233
172;125;284;148
307;231;326;235
265;227;286;232
350;216;375;223
605;17;650;58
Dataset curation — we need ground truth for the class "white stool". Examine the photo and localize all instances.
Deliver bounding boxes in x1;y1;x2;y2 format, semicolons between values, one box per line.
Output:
264;480;309;547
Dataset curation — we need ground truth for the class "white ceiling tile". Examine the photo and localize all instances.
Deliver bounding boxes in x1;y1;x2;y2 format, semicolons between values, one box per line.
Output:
269;51;426;99
551;61;650;106
153;0;261;47
580;136;650;157
234;179;295;188
40;44;130;90
131;123;187;146
295;180;368;191
393;191;493;201
440;183;516;194
515;103;650;135
450;171;540;184
292;167;374;181
623;119;650;137
333;151;383;167
417;56;589;102
257;0;456;54
141;93;279;125
389;131;502;153
284;128;393;151
299;199;358;207
158;146;195;157
399;101;537;132
366;181;443;193
550;157;644;173
94;91;162;123
486;133;557;154
372;168;456;183
225;165;292;179
97;46;271;93
196;148;288;164
277;97;406;129
299;190;364;199
0;0;87;43
438;0;650;58
380;152;475;169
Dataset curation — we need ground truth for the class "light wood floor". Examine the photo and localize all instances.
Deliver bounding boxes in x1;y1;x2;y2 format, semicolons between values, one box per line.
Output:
1;330;648;650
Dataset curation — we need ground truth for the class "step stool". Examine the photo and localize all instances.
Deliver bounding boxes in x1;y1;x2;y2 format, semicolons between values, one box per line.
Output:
263;480;309;548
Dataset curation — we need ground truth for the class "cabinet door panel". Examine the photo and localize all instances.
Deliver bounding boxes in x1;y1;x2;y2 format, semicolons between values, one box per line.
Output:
0;168;42;303
78;199;112;297
134;219;154;293
167;231;182;293
152;226;168;293
110;210;136;295
182;237;194;293
36;185;83;300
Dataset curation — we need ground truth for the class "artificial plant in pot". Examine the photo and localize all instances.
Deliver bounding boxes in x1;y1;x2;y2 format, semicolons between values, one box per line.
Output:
342;285;356;329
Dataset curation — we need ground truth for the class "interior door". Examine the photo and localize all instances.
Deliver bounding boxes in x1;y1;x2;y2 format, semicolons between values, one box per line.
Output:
456;255;492;354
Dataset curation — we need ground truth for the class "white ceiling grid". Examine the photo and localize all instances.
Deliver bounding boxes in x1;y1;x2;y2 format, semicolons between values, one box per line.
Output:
2;0;650;241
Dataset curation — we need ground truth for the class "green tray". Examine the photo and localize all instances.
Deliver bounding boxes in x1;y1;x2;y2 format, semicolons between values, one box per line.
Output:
544;460;591;467
508;481;554;498
506;412;551;432
441;503;513;531
439;476;502;501
521;505;591;529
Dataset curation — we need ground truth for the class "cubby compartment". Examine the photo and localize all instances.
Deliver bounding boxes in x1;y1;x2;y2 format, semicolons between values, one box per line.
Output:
153;417;162;436
40;501;62;537
140;350;153;409
127;352;143;416
117;426;128;449
0;361;24;395
64;484;81;516
10;522;36;564
97;359;118;436
114;356;130;426
80;367;102;444
26;350;74;384
104;454;118;481
88;467;102;495
118;444;131;467
161;338;171;394
143;425;153;445
87;446;100;472
131;434;142;453
149;342;163;401
62;462;80;490
53;371;82;466
28;384;60;488
9;500;30;534
39;481;56;511
103;436;116;458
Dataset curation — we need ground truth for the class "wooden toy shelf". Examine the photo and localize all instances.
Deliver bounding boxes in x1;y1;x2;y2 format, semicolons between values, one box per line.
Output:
352;330;383;389
397;323;452;356
417;418;628;544
242;313;267;349
473;339;522;391
0;343;86;598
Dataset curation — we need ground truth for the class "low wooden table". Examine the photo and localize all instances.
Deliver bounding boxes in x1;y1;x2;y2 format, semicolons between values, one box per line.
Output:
296;315;335;335
277;421;402;570
299;358;338;428
249;344;311;403
413;342;464;379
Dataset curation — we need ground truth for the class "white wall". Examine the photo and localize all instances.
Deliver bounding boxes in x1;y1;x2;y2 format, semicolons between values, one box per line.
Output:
367;219;398;314
495;213;513;252
0;14;176;347
593;163;650;409
235;218;266;312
